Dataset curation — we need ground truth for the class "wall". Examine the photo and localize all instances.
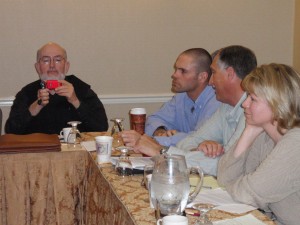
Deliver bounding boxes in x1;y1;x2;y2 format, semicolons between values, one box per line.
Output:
294;0;300;71
0;0;295;133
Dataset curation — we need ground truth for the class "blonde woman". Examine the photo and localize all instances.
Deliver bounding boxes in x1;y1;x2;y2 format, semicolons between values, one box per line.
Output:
218;63;300;225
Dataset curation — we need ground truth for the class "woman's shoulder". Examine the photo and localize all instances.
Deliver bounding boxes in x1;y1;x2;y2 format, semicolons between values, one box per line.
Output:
275;128;300;154
284;127;300;138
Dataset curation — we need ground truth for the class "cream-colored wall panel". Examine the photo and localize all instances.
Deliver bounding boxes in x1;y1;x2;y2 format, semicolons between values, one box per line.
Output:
0;0;294;99
0;0;296;135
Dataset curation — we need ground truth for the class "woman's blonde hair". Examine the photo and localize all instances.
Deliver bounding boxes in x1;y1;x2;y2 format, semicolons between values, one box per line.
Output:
242;63;300;133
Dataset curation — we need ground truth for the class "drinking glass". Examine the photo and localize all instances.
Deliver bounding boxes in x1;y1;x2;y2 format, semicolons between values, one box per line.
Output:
110;118;124;148
150;154;190;218
115;146;133;176
193;203;216;225
67;121;82;149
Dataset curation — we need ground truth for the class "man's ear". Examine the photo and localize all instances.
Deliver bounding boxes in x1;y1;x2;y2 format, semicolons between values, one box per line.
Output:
64;61;70;74
226;66;235;80
198;72;208;82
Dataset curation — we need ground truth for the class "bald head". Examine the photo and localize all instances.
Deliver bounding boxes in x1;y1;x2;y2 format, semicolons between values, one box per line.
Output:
36;42;67;62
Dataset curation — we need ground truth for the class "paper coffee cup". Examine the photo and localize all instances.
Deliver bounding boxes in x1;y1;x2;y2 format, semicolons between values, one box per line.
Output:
95;136;113;164
130;108;146;135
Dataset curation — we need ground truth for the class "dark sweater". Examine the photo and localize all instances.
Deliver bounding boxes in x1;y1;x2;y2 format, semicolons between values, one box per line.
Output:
5;75;108;134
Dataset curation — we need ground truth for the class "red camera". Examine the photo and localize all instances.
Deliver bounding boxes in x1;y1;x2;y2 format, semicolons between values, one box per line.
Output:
45;80;61;90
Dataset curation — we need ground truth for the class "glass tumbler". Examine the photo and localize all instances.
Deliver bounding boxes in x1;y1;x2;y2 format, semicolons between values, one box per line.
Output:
67;121;82;149
115;146;133;176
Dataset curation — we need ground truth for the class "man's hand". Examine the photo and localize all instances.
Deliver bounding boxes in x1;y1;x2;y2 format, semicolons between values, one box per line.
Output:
121;130;161;157
29;88;50;116
153;127;178;137
197;140;224;158
55;80;80;108
166;129;177;136
121;130;142;147
38;88;50;106
153;127;168;136
134;135;161;157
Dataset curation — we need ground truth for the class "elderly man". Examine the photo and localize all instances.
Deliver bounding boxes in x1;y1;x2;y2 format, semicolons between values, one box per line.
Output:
122;45;257;176
145;48;220;146
5;42;108;134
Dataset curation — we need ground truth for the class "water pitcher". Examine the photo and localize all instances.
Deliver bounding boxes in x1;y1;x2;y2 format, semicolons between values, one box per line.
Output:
150;154;190;218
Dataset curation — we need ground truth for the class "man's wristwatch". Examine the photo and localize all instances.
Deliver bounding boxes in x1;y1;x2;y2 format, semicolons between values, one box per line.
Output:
159;145;170;155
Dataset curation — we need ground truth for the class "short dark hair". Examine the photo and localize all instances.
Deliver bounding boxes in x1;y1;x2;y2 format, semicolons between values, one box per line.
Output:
218;45;257;79
181;48;212;78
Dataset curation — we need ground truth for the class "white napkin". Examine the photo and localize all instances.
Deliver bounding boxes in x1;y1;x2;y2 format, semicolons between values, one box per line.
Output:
213;214;267;225
187;188;256;214
110;157;153;169
81;141;97;151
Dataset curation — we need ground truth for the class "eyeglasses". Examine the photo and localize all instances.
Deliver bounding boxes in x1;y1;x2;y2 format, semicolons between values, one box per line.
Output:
39;55;65;65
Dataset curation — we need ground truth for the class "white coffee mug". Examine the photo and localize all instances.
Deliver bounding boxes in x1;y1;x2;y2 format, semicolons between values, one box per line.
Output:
60;127;72;142
157;215;188;225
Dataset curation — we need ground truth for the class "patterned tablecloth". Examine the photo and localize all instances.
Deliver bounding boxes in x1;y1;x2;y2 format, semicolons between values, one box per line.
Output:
80;132;276;225
0;129;276;225
96;159;276;225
